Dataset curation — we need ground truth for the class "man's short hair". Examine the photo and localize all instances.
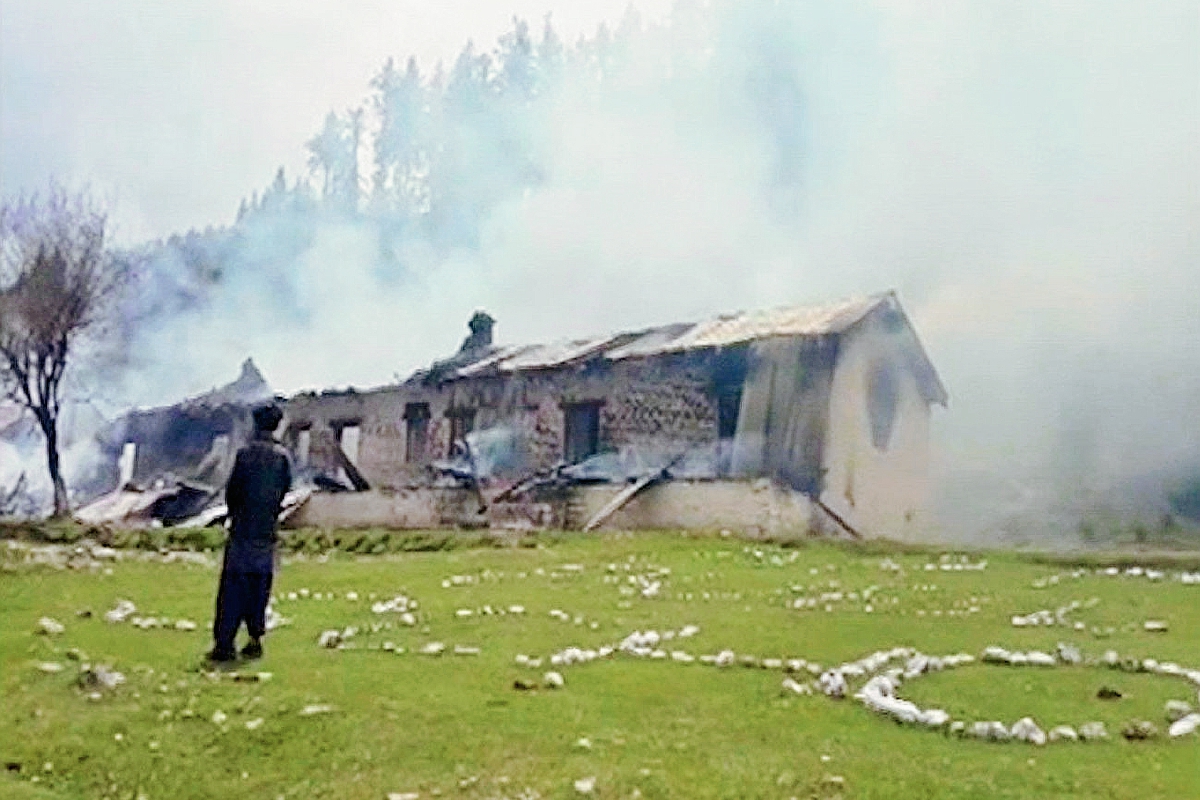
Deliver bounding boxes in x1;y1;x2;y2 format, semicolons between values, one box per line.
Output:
252;403;284;433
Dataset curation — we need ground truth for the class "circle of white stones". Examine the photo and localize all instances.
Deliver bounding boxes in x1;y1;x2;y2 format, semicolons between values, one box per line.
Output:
817;643;1200;744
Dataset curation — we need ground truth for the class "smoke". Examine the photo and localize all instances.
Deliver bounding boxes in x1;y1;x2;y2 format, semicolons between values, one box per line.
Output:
36;0;1200;540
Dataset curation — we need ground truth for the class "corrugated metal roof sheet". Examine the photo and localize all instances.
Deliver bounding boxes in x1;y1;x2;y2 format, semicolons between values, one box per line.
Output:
436;292;924;380
604;294;887;359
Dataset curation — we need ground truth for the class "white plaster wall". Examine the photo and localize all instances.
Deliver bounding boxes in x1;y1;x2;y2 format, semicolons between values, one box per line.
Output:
284;489;444;529
821;318;934;541
572;480;814;537
283;480;814;536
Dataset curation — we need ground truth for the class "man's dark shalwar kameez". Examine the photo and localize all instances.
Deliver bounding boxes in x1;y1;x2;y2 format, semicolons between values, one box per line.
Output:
211;422;291;660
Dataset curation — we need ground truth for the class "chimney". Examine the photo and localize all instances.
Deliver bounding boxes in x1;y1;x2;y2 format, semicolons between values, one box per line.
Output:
459;311;495;354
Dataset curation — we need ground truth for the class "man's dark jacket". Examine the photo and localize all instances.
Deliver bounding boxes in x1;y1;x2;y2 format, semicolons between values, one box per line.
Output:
224;432;292;573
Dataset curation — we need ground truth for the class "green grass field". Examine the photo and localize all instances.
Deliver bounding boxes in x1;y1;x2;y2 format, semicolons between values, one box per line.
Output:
3;531;1199;799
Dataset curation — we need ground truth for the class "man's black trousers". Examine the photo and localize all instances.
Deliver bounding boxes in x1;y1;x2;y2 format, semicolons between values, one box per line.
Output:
213;569;273;653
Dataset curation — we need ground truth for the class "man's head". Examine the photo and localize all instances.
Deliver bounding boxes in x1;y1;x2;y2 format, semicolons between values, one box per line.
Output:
252;403;284;434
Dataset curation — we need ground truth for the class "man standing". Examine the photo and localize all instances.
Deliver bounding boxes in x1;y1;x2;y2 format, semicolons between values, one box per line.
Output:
208;403;292;663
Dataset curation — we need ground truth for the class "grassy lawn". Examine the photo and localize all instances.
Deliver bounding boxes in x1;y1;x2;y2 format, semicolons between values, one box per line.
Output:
2;531;1199;799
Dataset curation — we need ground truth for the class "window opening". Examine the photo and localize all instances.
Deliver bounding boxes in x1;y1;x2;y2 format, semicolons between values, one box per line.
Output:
447;408;476;452
867;362;899;451
296;428;311;467
404;403;431;463
563;402;602;464
118;442;136;486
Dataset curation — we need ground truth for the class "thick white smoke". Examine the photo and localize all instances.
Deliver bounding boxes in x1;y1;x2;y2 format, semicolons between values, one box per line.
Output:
12;1;1200;539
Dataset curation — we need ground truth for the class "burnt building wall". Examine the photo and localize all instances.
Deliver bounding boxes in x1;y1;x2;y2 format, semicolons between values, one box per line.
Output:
284;349;730;490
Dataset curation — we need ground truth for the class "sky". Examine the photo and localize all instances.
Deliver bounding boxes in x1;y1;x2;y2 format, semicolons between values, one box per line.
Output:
0;0;674;242
2;0;1199;536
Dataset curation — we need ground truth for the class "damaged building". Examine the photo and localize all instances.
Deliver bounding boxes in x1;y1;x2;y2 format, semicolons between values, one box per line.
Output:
73;359;283;527
283;292;947;539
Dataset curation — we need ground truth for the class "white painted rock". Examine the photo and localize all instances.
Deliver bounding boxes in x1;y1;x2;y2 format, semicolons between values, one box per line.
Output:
299;704;334;716
1079;721;1108;741
1011;717;1047;745
1144;620;1169;633
36;617;65;636
543;671;565;689
317;630;341;649
968;721;1010;741
211;709;228;725
818;671;848;698
573;776;596;794
174;619;197;631
104;600;137;624
79;664;125;690
1165;700;1193;723
1055;643;1082;665
1026;652;1056;668
918;709;951;728
1168;713;1200;738
1048;725;1078;742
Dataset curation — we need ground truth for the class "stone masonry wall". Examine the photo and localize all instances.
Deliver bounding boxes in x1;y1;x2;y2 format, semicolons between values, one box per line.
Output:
284;349;726;490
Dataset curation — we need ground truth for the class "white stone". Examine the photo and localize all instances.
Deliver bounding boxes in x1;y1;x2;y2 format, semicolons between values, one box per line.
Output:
1048;725;1078;742
1165;700;1193;722
104;600;137;624
1144;620;1169;633
573;776;596;794
982;646;1010;664
1011;717;1047;745
818;671;848;699
1055;643;1082;665
36;617;65;636
418;642;445;656
1079;721;1108;741
1026;652;1056;667
174;619;197;631
244;717;264;730
299;704;334;716
317;630;341;649
1168;713;1200;738
918;709;951;728
543;671;565;689
211;710;227;725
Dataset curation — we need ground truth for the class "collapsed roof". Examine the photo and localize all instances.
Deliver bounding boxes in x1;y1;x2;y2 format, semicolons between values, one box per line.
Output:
417;292;947;405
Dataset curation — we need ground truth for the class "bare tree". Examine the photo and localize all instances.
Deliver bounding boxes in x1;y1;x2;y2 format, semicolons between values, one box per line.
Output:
0;187;126;517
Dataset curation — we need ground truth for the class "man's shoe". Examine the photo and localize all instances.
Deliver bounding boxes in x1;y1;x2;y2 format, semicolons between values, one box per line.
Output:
206;647;237;663
240;641;263;660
